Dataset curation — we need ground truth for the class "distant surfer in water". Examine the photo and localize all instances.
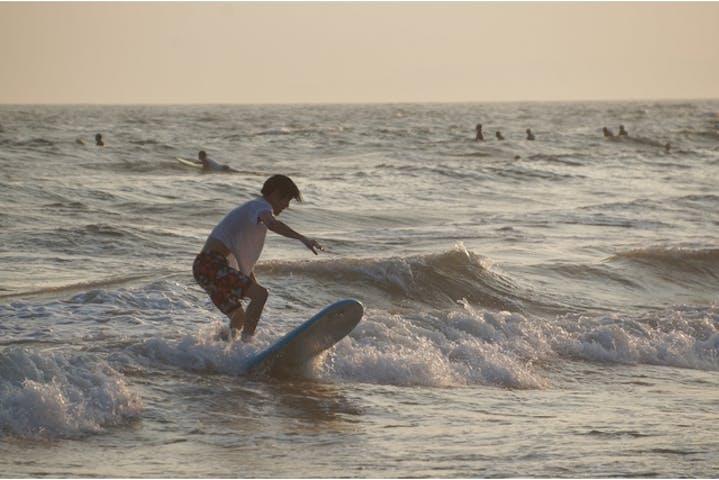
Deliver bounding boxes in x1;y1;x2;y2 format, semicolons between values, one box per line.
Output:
526;128;535;141
198;150;238;173
193;175;322;341
603;127;614;137
475;123;484;142
95;133;104;146
496;131;505;140
618;125;629;137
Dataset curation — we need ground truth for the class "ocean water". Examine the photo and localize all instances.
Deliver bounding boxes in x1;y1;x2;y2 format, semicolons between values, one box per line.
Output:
1;101;718;477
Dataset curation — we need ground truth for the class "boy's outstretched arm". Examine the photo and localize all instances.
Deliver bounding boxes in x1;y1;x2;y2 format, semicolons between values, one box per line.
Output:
259;211;323;254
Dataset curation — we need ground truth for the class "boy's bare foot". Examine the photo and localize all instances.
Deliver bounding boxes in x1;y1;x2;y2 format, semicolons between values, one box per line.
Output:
240;331;254;343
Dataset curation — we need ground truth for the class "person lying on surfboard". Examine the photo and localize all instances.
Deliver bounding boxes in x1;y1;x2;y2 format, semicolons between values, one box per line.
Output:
197;150;239;173
193;174;322;342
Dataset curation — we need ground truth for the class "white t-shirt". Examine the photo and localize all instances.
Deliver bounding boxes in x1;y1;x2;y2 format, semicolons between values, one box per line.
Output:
208;197;273;275
205;158;226;171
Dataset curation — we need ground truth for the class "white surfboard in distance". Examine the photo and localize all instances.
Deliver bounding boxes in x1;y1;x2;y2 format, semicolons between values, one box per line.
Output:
176;157;202;169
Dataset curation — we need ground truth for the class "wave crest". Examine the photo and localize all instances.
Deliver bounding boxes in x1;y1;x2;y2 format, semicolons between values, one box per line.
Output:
261;244;522;311
608;246;719;280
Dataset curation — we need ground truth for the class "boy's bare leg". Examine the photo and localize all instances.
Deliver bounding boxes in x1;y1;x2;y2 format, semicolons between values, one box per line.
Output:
241;282;268;339
228;307;246;337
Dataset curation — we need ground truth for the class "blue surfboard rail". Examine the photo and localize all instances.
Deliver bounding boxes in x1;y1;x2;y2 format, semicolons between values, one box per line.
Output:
245;298;363;374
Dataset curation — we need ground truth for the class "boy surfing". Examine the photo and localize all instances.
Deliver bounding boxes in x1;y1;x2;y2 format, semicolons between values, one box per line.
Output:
193;175;322;341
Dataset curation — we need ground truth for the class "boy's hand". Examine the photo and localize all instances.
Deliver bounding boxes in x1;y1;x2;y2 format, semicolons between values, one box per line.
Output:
302;237;323;255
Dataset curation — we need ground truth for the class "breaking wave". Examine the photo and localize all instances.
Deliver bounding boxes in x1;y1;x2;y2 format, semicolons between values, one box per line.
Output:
0;348;142;439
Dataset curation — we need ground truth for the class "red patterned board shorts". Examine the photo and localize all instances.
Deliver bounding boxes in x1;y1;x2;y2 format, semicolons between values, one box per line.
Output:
193;251;252;315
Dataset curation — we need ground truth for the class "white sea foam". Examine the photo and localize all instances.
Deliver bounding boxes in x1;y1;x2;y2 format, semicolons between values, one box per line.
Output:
109;297;719;393
556;305;719;370
0;347;142;439
325;302;551;389
325;301;719;388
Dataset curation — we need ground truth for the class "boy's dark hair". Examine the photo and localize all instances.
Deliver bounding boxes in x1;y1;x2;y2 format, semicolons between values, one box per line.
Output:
261;174;302;202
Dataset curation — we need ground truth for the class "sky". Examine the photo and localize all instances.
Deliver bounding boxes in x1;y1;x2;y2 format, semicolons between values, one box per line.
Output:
1;1;718;104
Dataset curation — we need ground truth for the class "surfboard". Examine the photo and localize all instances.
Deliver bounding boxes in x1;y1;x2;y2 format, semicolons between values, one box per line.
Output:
245;298;363;376
176;157;202;169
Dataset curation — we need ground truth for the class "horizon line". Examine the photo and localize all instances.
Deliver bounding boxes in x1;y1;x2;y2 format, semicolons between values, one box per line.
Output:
2;97;718;108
